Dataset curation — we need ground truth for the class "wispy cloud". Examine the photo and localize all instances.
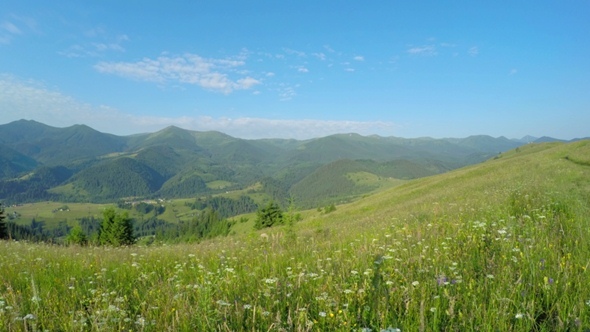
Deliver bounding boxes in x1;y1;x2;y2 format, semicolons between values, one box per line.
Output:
60;33;129;58
95;53;261;94
312;52;326;60
283;48;306;57
0;74;394;139
509;68;518;76
1;21;21;34
323;45;335;53
468;46;479;56
0;15;35;45
0;74;125;129
297;66;309;73
353;55;364;61
407;45;437;56
185;117;395;139
275;83;298;101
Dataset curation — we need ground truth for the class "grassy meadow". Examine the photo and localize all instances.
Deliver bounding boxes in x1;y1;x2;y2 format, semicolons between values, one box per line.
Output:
1;141;590;331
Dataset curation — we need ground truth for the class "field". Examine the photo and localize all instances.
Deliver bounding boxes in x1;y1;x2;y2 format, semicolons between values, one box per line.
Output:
1;141;590;331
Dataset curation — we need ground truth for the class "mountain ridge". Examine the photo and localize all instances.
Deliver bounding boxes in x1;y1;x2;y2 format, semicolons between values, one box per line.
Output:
0;119;579;206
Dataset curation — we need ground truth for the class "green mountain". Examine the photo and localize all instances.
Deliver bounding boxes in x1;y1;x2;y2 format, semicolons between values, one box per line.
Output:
0;120;128;165
66;157;165;201
0;119;547;204
289;158;437;208
3;141;589;330
0;144;38;178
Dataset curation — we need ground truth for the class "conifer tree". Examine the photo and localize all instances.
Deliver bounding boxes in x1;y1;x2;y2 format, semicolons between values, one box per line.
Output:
0;203;7;240
99;207;134;246
66;224;87;246
254;201;284;229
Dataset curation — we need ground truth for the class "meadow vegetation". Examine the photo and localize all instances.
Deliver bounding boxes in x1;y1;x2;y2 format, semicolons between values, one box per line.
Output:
1;141;590;331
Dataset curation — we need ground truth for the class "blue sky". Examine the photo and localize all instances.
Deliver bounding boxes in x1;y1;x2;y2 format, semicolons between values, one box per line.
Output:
1;1;588;139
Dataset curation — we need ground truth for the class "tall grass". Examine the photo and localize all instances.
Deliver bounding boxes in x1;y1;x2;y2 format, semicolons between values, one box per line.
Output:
1;141;589;331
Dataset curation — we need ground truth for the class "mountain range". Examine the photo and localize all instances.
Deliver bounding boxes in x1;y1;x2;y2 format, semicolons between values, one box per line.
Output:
0;119;582;207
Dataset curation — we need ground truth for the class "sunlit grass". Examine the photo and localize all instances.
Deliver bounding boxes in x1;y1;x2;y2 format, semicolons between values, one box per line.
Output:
1;141;589;331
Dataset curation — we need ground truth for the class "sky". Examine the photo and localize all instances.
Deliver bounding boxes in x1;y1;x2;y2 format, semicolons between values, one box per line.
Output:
1;1;589;140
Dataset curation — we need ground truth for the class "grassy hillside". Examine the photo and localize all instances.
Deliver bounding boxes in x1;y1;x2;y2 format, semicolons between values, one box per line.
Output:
1;141;589;331
289;159;420;208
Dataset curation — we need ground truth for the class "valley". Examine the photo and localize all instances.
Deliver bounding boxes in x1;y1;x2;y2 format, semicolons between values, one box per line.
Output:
0;138;589;330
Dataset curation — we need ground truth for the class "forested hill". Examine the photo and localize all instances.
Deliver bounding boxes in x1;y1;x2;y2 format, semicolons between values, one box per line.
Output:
0;119;565;206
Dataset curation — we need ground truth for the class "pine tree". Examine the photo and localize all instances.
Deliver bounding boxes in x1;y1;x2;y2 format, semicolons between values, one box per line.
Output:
112;211;134;246
99;207;134;246
254;201;284;229
0;203;7;240
66;225;87;246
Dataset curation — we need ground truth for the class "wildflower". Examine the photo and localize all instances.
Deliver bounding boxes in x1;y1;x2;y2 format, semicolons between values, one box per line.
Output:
243;304;252;310
24;314;36;320
319;311;327;317
264;278;277;284
411;281;419;287
381;327;401;332
515;313;524;319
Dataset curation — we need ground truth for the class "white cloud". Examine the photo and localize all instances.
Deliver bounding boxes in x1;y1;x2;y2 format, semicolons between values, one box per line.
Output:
468;46;479;56
0;74;128;130
95;53;261;94
283;48;306;57
0;15;35;45
187;117;395;139
312;52;326;60
509;68;518;76
60;30;128;58
297;66;309;73
0;74;394;139
407;45;437;56
344;68;355;72
1;22;21;34
0;16;29;45
353;55;364;61
276;84;297;101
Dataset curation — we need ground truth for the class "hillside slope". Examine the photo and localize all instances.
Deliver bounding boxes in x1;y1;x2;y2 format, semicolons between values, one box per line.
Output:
262;140;590;330
1;141;589;331
0;119;544;203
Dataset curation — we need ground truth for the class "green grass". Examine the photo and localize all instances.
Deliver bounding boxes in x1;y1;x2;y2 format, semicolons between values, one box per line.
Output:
1;141;590;331
206;180;234;190
5;202;111;228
